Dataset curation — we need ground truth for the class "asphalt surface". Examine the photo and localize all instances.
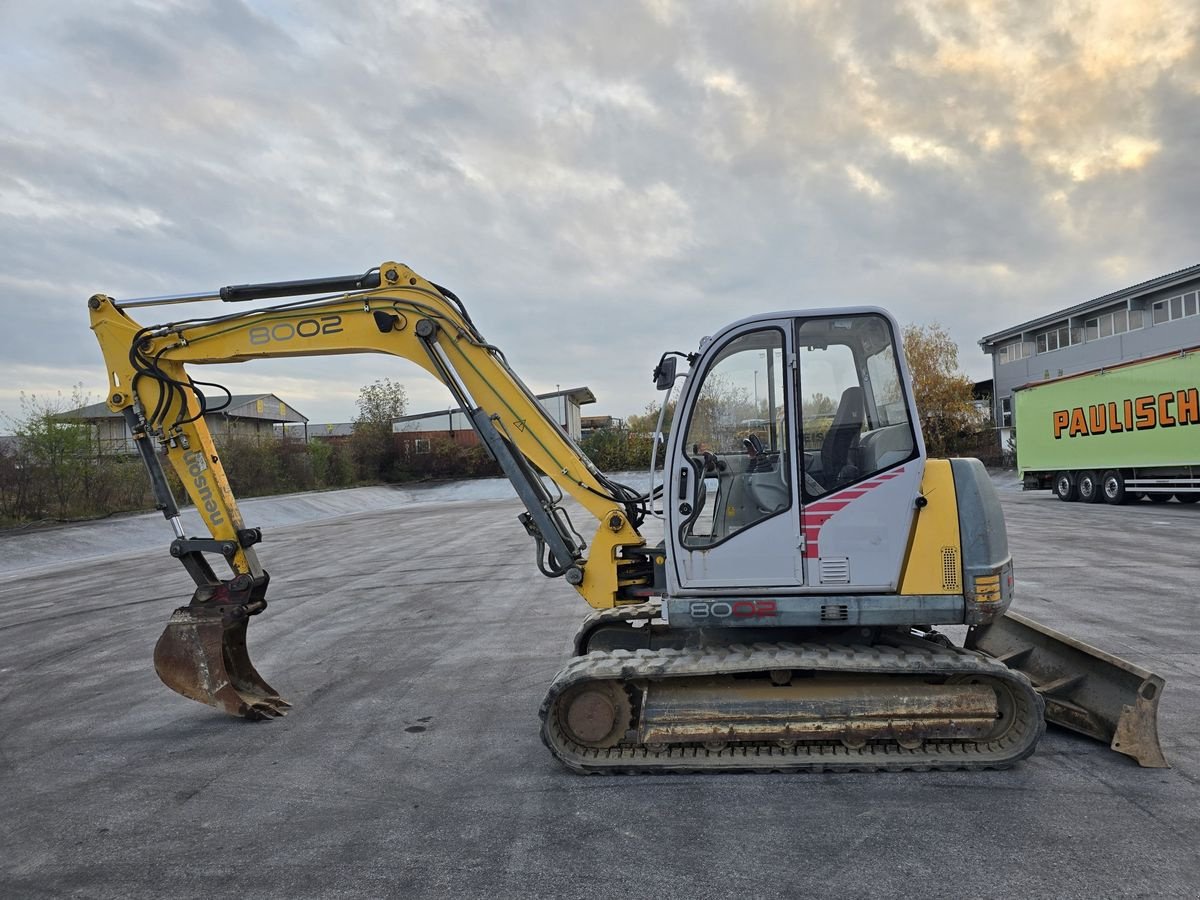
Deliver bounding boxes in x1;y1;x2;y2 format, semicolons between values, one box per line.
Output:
2;483;1198;899
0;482;522;578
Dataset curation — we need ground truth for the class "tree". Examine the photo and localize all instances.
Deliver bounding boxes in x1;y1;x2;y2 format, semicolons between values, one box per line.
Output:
2;386;98;519
626;399;676;436
350;377;408;480
902;323;986;457
803;392;836;417
355;377;409;426
580;427;659;472
685;372;753;452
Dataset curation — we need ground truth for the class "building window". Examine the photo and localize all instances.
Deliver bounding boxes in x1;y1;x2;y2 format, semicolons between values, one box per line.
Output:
1035;324;1080;354
1000;397;1012;428
996;340;1031;364
1084;308;1142;341
1152;291;1199;324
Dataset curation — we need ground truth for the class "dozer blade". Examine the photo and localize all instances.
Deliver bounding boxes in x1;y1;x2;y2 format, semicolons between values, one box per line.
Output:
967;611;1167;768
154;605;291;720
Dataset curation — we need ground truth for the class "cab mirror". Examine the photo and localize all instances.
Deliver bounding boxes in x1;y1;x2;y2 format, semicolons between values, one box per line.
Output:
653;354;677;391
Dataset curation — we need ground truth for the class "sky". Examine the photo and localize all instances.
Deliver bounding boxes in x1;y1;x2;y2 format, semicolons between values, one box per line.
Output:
2;0;1198;427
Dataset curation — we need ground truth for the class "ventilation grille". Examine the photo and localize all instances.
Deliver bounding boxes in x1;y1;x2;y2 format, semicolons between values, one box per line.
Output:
942;547;960;591
819;558;851;584
821;604;849;622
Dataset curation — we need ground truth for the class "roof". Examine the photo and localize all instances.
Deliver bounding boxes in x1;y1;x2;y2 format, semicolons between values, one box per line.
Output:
537;386;597;405
979;263;1200;348
60;400;123;420
394;386;596;423
62;393;308;424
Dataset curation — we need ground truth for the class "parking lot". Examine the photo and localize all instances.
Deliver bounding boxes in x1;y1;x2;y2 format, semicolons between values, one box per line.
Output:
2;483;1198;899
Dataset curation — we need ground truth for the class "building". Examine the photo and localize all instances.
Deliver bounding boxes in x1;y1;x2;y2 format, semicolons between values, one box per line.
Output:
979;265;1200;448
581;415;622;438
64;394;309;454
278;422;355;442
393;386;596;454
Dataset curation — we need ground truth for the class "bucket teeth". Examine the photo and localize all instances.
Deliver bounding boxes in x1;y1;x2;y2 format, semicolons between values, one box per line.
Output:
153;604;288;719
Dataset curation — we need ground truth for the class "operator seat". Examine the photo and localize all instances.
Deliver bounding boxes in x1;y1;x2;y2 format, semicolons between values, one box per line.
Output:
820;386;864;489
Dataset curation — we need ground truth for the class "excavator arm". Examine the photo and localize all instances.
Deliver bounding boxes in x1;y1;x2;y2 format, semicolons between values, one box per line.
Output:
89;261;649;718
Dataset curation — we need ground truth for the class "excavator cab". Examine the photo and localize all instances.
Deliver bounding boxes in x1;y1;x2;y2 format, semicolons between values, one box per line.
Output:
664;309;925;595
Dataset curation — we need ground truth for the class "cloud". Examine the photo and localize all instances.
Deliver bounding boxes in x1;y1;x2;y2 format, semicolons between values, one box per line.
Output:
0;0;1197;429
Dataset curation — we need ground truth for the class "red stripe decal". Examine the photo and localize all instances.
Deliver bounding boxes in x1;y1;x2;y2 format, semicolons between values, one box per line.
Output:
807;502;850;513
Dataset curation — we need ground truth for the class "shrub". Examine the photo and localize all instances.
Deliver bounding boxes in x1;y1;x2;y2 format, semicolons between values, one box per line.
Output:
580;428;660;472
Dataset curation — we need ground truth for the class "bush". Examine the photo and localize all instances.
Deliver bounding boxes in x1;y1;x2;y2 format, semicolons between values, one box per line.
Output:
322;441;357;487
1;389;105;522
579;428;660;472
943;429;1012;468
0;441;33;524
207;435;359;496
305;438;354;488
215;435;285;496
394;436;501;481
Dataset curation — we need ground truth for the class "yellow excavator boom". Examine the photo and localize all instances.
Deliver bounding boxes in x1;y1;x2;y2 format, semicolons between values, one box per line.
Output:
89;262;650;718
90;261;647;607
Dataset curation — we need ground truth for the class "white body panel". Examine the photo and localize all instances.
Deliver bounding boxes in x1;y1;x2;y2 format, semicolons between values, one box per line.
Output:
799;462;922;591
676;496;805;589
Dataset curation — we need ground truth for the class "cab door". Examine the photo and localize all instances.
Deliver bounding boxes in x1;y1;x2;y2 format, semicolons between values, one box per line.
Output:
665;321;805;593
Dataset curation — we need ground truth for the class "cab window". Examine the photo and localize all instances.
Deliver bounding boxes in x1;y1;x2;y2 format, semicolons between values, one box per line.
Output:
680;328;791;548
796;315;916;498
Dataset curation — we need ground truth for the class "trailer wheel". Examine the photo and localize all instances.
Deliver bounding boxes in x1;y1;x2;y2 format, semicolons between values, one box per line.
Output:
1101;470;1126;505
1176;493;1200;504
1077;470;1102;503
1053;471;1078;502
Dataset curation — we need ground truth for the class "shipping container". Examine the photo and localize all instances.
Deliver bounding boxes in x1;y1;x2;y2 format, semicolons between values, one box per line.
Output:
1014;347;1200;504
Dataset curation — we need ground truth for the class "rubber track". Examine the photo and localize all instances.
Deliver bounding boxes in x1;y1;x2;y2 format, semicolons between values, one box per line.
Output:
539;641;1046;774
571;601;661;656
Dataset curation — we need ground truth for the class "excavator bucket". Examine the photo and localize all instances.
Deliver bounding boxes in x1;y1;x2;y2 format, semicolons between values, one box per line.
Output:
154;604;290;720
967;611;1167;768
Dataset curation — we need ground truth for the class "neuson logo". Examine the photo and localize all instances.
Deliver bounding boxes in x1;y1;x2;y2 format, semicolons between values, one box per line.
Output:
183;451;225;525
1052;388;1200;439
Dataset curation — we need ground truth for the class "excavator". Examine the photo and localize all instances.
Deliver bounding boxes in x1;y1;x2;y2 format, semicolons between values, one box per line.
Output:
87;260;1168;773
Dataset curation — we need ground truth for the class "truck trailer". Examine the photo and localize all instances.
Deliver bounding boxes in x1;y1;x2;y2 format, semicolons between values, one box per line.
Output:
1015;346;1200;504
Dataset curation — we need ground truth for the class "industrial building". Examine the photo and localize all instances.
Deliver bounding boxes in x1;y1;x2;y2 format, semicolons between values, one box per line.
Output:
979;264;1200;449
64;394;308;454
392;386;596;455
